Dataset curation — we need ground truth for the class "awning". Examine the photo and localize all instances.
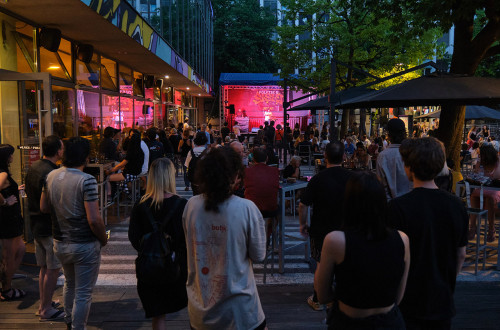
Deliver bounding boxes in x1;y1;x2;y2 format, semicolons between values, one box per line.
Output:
415;105;500;120
219;73;281;86
339;74;500;108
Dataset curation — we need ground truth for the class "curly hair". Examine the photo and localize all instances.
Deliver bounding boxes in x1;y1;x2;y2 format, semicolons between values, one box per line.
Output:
195;147;244;212
0;144;14;174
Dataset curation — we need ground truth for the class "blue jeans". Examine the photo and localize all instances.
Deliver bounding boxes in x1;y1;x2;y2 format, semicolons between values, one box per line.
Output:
54;240;101;329
180;157;190;188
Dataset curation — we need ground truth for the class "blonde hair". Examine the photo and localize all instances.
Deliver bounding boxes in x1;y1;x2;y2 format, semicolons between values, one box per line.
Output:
140;158;176;209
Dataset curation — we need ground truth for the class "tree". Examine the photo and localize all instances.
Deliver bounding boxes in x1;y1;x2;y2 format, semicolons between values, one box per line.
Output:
381;0;500;168
273;0;441;136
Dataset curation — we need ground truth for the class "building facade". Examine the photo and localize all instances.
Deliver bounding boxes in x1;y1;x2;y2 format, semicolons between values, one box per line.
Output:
0;0;213;183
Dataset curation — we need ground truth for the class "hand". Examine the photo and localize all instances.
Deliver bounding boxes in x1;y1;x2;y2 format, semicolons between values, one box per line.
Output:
5;195;18;206
18;184;25;191
299;224;309;237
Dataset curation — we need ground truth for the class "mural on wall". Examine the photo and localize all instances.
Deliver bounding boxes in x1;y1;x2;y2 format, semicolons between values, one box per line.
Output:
83;0;211;93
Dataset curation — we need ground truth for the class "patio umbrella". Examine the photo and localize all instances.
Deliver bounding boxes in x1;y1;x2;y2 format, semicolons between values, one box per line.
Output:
289;88;376;111
415;105;500;120
339;74;500;109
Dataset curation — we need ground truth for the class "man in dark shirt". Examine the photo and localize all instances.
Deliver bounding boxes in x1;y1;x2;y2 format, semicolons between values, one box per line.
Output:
25;135;64;320
389;137;467;329
299;141;352;311
265;120;276;147
144;127;164;168
98;127;120;161
221;122;230;142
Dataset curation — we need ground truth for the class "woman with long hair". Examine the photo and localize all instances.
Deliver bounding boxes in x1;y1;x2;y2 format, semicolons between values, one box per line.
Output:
183;147;267;329
107;131;144;195
0;144;26;301
315;172;410;329
129;158;188;330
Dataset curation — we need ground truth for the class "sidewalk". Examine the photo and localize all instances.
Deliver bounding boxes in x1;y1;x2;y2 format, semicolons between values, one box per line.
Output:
1;270;500;329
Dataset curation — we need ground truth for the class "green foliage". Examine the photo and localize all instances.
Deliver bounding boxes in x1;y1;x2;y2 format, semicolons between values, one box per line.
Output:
273;0;442;92
212;0;277;80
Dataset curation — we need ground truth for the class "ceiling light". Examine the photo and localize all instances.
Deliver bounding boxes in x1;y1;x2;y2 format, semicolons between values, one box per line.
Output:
186;87;190;90
198;93;201;96
165;75;169;79
47;65;60;70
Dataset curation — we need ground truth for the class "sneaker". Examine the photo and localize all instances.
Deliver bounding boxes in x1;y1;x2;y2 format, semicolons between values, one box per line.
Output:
307;294;325;311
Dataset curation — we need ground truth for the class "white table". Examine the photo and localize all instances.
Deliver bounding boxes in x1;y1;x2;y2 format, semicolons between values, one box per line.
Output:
278;180;309;273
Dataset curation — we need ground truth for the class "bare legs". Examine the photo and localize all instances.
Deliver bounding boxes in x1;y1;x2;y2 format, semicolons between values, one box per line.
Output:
1;236;25;292
39;267;61;317
152;315;166;330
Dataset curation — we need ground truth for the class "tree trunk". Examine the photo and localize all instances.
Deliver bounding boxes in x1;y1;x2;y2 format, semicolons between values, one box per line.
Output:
359;108;367;136
436;105;466;171
340;108;350;139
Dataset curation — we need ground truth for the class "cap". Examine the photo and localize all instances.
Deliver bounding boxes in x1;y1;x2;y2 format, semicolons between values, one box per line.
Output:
387;118;406;133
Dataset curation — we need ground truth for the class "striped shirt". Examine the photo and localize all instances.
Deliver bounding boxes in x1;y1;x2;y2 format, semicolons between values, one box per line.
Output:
45;167;99;243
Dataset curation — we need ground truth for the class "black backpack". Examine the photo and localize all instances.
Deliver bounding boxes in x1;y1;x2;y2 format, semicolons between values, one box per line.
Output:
135;198;181;283
187;148;207;183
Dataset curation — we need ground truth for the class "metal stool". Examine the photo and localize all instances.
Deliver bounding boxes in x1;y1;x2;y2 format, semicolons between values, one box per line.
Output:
261;209;279;284
464;182;488;275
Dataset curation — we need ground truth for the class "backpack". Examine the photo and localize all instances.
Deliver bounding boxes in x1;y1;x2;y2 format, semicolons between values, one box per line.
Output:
187;148;207;183
135;198;181;284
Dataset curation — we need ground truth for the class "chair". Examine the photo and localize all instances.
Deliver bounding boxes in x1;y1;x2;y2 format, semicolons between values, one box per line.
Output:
298;145;312;169
464;182;488;275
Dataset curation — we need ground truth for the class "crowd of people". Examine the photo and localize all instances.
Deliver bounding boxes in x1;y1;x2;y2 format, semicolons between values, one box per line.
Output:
0;117;476;330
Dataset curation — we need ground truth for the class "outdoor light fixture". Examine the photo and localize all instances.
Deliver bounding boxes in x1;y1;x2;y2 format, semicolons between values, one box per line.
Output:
165;75;169;79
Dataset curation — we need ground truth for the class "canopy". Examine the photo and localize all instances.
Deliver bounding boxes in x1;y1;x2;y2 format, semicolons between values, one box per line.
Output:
219;73;282;86
415;105;500;120
289;88;376;111
340;74;500;108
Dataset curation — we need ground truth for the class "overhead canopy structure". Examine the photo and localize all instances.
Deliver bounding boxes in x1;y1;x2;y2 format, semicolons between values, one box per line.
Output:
289;88;376;111
219;73;282;86
416;105;500;120
340;74;500;108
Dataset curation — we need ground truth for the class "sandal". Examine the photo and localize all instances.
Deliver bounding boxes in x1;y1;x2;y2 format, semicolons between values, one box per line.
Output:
36;301;61;316
39;308;65;322
0;288;26;301
487;230;496;243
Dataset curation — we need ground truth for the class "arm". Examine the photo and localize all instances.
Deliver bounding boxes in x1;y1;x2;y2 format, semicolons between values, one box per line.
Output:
178;139;184;153
298;202;309;236
40;191;51;214
456;246;466;276
128;204;142;251
85;200;107;246
247;204;267;263
315;231;345;304
396;231;410;305
109;159;128;173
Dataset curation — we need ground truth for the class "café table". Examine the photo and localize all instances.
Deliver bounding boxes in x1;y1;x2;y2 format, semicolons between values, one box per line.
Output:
278;180;309;273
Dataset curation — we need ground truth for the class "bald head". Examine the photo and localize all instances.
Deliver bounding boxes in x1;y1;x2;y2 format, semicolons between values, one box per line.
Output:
230;141;244;156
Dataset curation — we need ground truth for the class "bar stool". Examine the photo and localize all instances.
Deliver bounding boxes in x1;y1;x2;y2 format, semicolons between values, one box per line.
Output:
465;182;488;275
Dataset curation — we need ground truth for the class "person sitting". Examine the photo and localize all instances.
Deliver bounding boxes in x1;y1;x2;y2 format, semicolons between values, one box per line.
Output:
283;156;301;179
470;145;500;242
262;137;278;165
311;137;321;154
99;126;120;161
315;172;409;329
344;137;355;155
353;142;371;169
244;148;280;218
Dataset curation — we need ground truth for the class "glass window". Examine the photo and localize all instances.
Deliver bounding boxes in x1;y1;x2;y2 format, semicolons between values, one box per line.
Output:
101;56;117;91
11;21;35;73
102;94;120;129
154;103;164;129
164;86;173;103
119;65;134;95
77;90;100;136
52;86;76;139
145;87;154;100
40;38;72;80
133;71;144;97
120;96;134;132
76;52;100;88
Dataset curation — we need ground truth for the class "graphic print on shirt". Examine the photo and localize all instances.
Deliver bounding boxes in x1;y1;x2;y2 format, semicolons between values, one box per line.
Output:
191;221;228;308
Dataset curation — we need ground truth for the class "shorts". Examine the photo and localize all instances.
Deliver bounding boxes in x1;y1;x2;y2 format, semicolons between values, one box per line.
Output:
310;236;325;262
35;236;62;269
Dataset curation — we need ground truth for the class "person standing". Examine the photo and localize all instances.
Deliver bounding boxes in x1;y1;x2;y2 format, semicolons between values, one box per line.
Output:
178;129;193;191
315;172;409;329
25;135;65;320
265;120;276;147
376;119;411;200
220;122;230;142
41;137;108;329
233;121;241;142
184;132;208;196
299;141;352;311
129;158;188;330
183;147;266;330
144;127;164;168
389;137;467;329
0;144;26;301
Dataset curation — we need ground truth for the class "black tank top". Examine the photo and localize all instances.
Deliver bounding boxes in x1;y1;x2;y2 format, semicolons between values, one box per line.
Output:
180;138;191;157
0;174;22;223
335;229;405;309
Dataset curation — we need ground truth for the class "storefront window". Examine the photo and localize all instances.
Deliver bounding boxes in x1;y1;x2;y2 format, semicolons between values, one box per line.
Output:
102;95;120;129
134;99;145;129
76;52;100;88
133;71;144;97
0;13;35;73
145;87;154;100
154;103;163;129
120;96;134;132
119;65;133;95
77;90;100;136
101;56;117;91
40;38;72;80
164;86;173;103
52;86;76;139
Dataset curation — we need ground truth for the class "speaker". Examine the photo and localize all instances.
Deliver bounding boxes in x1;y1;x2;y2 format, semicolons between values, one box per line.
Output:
144;75;155;88
76;44;94;63
229;104;235;114
40;28;61;52
154;79;163;89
